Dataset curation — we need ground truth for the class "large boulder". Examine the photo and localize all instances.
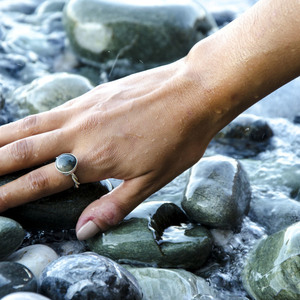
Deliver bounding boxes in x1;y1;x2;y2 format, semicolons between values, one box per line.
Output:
63;0;217;73
182;155;251;230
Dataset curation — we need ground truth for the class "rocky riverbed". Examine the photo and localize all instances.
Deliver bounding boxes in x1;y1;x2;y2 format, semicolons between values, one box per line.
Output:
0;0;299;299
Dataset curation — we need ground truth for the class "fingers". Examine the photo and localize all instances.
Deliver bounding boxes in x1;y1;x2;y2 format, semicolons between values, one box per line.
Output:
76;176;153;240
0;163;74;212
0;111;66;147
0;129;71;176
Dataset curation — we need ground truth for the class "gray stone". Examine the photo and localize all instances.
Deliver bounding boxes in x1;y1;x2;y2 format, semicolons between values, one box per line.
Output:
2;292;50;300
8;72;93;117
249;194;300;235
0;262;37;298
125;266;218;300
63;0;217;71
1;172;110;230
212;114;274;158
182;155;251;230
55;153;78;174
88;202;212;269
39;252;143;300
242;222;300;300
0;216;24;260
7;244;59;279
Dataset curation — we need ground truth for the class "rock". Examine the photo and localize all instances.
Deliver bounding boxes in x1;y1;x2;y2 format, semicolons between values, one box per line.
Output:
63;0;217;72
125;266;218;300
35;0;66;16
7;244;59;279
242;222;300;300
182;155;251;230
2;292;51;300
249;194;300;235
0;0;38;14
0;216;24;260
212;114;274;158
2;176;110;230
8;72;93;117
0;262;37;298
39;252;143;300
88;202;212;269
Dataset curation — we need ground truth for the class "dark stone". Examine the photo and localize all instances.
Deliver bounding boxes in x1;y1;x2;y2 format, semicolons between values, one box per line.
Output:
39;252;143;300
1;170;110;230
0;216;24;260
211;114;274;158
293;115;300;124
0;262;37;298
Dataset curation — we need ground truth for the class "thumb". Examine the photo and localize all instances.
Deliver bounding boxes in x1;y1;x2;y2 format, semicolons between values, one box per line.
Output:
76;176;151;240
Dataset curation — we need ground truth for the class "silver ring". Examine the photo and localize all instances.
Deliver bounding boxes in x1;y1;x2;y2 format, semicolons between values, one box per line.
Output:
55;153;80;188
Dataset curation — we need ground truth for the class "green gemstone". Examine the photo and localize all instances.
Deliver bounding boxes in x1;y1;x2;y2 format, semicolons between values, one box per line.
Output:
55;154;77;173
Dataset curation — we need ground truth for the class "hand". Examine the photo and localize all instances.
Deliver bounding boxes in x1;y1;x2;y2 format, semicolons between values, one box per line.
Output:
0;58;218;240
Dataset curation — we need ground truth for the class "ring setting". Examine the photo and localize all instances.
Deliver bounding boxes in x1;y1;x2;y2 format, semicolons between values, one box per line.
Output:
55;153;80;188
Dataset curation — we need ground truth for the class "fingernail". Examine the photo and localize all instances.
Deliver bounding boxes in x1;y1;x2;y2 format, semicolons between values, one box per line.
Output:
76;220;100;240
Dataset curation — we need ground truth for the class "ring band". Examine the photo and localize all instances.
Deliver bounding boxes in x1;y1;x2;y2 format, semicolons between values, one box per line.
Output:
55;153;80;188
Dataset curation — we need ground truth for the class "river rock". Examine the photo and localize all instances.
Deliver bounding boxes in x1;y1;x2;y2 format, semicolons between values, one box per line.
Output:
88;202;212;269
0;216;24;260
1;171;110;230
182;155;251;230
8;72;93;117
63;0;217;72
7;244;59;279
212;114;274;158
39;252;143;300
0;262;37;298
242;222;300;300
2;292;51;300
125;266;218;300
249;194;300;235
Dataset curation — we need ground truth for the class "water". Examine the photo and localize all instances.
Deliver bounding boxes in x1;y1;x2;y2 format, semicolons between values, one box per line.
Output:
0;0;299;299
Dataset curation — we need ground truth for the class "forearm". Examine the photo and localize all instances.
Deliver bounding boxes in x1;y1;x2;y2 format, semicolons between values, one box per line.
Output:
186;0;300;131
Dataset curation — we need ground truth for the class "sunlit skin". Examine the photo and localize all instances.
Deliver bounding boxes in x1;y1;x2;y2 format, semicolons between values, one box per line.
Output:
0;0;299;240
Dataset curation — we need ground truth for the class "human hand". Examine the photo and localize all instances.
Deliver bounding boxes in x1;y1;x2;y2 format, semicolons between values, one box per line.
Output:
0;58;219;240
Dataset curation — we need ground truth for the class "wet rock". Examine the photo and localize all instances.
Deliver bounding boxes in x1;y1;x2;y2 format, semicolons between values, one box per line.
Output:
63;0;217;72
39;252;143;300
88;202;212;269
2;292;51;300
212;114;274;158
8;72;93;117
249;194;300;235
0;0;38;15
0;262;37;298
35;0;66;16
2;175;110;230
7;244;59;279
293;115;300;124
0;216;24;260
242;222;300;300
182;155;251;230
125;266;218;300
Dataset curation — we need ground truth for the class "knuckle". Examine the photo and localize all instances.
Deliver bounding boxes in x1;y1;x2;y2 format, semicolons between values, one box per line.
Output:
9;139;33;163
0;188;10;212
27;170;50;192
20;115;39;135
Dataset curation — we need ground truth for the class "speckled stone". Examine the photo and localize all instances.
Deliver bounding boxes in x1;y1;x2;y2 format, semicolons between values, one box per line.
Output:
39;252;143;300
0;216;24;259
0;262;37;298
182;155;251;230
242;222;300;300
